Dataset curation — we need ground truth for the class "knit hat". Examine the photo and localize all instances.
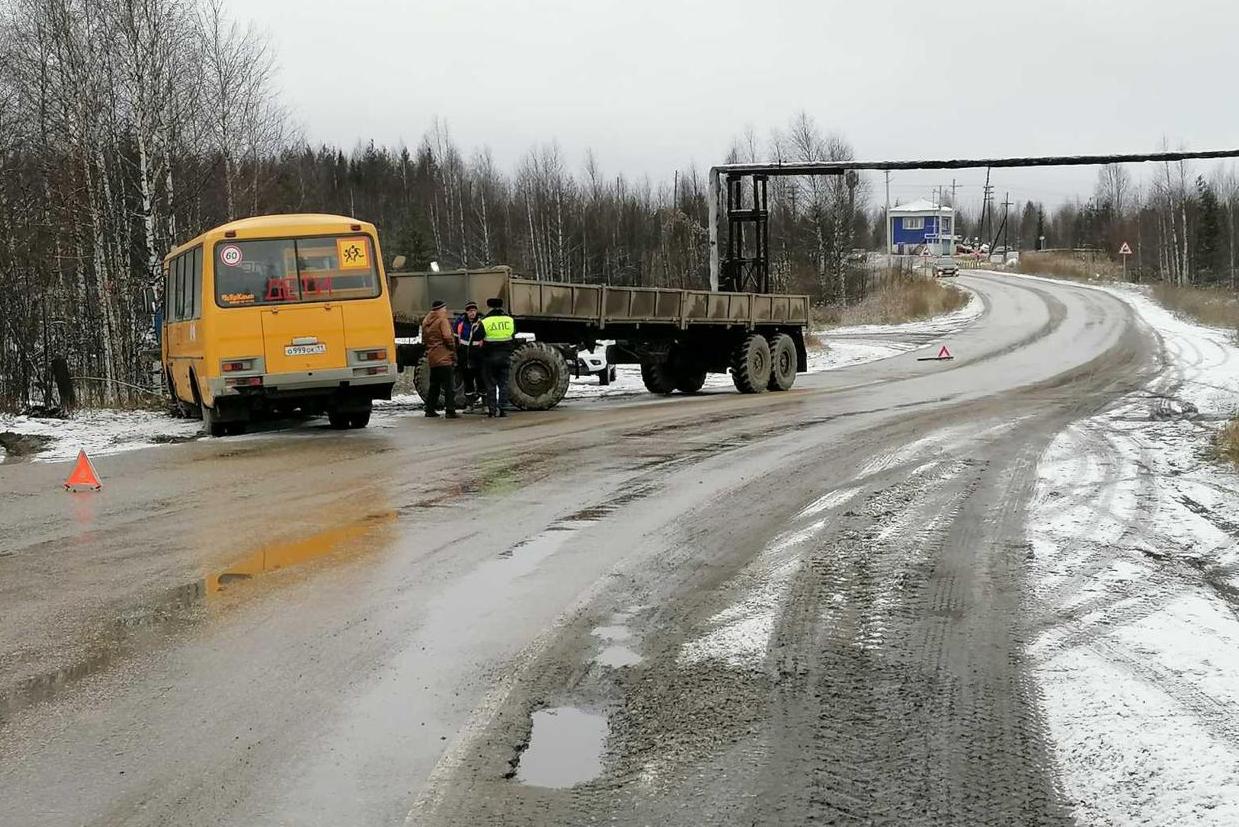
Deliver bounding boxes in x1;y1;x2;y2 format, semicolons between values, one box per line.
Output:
431;300;446;310
464;301;478;310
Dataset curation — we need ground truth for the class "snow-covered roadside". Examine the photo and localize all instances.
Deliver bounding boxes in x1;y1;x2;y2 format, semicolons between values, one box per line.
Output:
1024;276;1239;825
0;410;202;465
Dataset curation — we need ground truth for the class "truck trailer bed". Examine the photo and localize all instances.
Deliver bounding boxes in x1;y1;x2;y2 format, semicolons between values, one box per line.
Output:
389;267;809;335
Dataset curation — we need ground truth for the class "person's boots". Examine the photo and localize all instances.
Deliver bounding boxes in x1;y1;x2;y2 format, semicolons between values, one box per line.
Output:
445;410;459;419
425;409;439;418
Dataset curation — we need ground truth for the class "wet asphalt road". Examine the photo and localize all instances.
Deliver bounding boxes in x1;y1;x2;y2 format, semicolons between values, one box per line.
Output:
0;273;1155;826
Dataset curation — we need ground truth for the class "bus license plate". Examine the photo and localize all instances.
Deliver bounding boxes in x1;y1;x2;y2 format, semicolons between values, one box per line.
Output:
285;343;326;356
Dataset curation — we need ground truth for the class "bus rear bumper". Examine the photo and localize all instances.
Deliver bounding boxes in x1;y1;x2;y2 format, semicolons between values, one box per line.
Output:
208;366;396;402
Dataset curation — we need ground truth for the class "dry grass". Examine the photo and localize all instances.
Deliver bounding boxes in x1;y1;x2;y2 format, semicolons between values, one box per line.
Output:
815;276;970;327
1151;283;1239;334
1217;418;1239;466
1017;251;1123;282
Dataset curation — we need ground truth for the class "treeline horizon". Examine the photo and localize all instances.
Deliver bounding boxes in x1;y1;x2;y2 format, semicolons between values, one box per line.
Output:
1;0;1235;410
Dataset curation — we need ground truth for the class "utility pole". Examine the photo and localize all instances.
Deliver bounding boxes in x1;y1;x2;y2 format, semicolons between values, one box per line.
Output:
884;170;891;254
950;178;957;253
1002;192;1012;253
980;167;992;247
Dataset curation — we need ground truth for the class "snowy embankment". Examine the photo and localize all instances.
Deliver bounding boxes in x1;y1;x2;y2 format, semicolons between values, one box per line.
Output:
1023;277;1239;825
0;291;983;463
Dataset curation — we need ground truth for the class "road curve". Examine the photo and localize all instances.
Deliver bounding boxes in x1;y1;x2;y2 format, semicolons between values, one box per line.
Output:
0;272;1155;826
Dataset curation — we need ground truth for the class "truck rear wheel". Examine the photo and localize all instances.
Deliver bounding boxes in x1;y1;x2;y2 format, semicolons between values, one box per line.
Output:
766;333;797;391
640;359;677;395
731;333;771;393
509;342;570;410
675;367;707;394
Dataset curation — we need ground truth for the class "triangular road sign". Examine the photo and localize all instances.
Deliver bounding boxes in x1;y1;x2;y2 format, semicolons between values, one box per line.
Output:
1118;241;1133;255
64;450;102;491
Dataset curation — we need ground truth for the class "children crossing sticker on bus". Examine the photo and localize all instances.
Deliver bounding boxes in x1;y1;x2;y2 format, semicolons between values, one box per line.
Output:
337;237;369;269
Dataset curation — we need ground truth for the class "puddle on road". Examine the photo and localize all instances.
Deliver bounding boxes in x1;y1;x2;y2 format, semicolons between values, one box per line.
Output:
202;511;394;592
514;707;609;788
590;616;643;667
596;645;643;667
2;509;395;723
591;625;631;642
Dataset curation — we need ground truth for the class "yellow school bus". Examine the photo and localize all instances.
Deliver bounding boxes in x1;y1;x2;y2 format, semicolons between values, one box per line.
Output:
161;214;397;436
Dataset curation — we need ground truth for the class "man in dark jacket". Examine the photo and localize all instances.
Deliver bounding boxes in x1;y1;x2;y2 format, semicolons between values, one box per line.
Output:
452;301;482;408
475;297;516;417
420;300;458;418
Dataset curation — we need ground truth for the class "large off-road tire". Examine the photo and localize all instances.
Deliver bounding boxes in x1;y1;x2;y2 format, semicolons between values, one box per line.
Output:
640;359;677;395
730;332;772;394
767;332;797;392
508;342;570;411
413;355;468;409
674;366;708;394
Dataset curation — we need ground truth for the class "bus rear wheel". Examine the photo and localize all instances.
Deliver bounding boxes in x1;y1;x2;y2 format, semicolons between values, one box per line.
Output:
329;402;372;429
201;404;228;438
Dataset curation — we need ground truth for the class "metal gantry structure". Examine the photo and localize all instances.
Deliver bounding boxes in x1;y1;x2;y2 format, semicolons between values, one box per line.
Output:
706;148;1239;292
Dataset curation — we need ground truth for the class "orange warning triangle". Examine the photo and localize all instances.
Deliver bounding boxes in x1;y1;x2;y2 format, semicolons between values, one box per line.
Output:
64;450;102;490
937;345;953;360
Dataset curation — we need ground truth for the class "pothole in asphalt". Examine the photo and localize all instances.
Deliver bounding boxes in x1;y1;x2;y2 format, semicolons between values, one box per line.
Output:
596;645;643;667
591;625;631;641
514;707;608;789
590;622;642;667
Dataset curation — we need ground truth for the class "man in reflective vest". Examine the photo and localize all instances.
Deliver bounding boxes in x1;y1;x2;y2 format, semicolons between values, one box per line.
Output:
475;297;516;417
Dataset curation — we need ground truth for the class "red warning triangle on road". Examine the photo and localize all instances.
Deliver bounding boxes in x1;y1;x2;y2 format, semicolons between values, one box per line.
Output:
63;450;102;491
917;344;956;362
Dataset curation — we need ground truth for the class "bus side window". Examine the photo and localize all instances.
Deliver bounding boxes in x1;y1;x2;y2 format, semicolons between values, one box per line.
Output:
190;247;202;319
184;251;193;320
163;264;172;320
178;254;187;320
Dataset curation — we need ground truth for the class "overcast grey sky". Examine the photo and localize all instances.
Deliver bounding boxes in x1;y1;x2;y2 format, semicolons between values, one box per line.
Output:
244;0;1236;216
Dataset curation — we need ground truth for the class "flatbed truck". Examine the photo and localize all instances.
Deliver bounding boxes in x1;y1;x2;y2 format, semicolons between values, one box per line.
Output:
389;266;811;410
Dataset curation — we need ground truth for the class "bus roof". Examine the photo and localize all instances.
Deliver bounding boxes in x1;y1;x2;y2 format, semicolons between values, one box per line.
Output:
164;213;375;261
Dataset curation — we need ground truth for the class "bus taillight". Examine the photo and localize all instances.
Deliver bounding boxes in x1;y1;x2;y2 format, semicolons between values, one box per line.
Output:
225;376;263;388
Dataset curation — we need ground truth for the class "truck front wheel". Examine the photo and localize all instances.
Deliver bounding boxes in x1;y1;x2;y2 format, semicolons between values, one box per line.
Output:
509;342;570;410
731;333;772;393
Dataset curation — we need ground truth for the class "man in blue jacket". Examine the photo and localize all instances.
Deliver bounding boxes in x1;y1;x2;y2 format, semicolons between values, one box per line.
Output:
453;301;482;409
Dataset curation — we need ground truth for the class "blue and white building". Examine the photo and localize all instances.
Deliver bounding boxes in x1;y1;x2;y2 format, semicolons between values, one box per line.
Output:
888;199;954;255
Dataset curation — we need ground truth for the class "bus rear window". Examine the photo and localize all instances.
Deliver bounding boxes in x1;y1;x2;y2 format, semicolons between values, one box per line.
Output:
214;235;380;307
